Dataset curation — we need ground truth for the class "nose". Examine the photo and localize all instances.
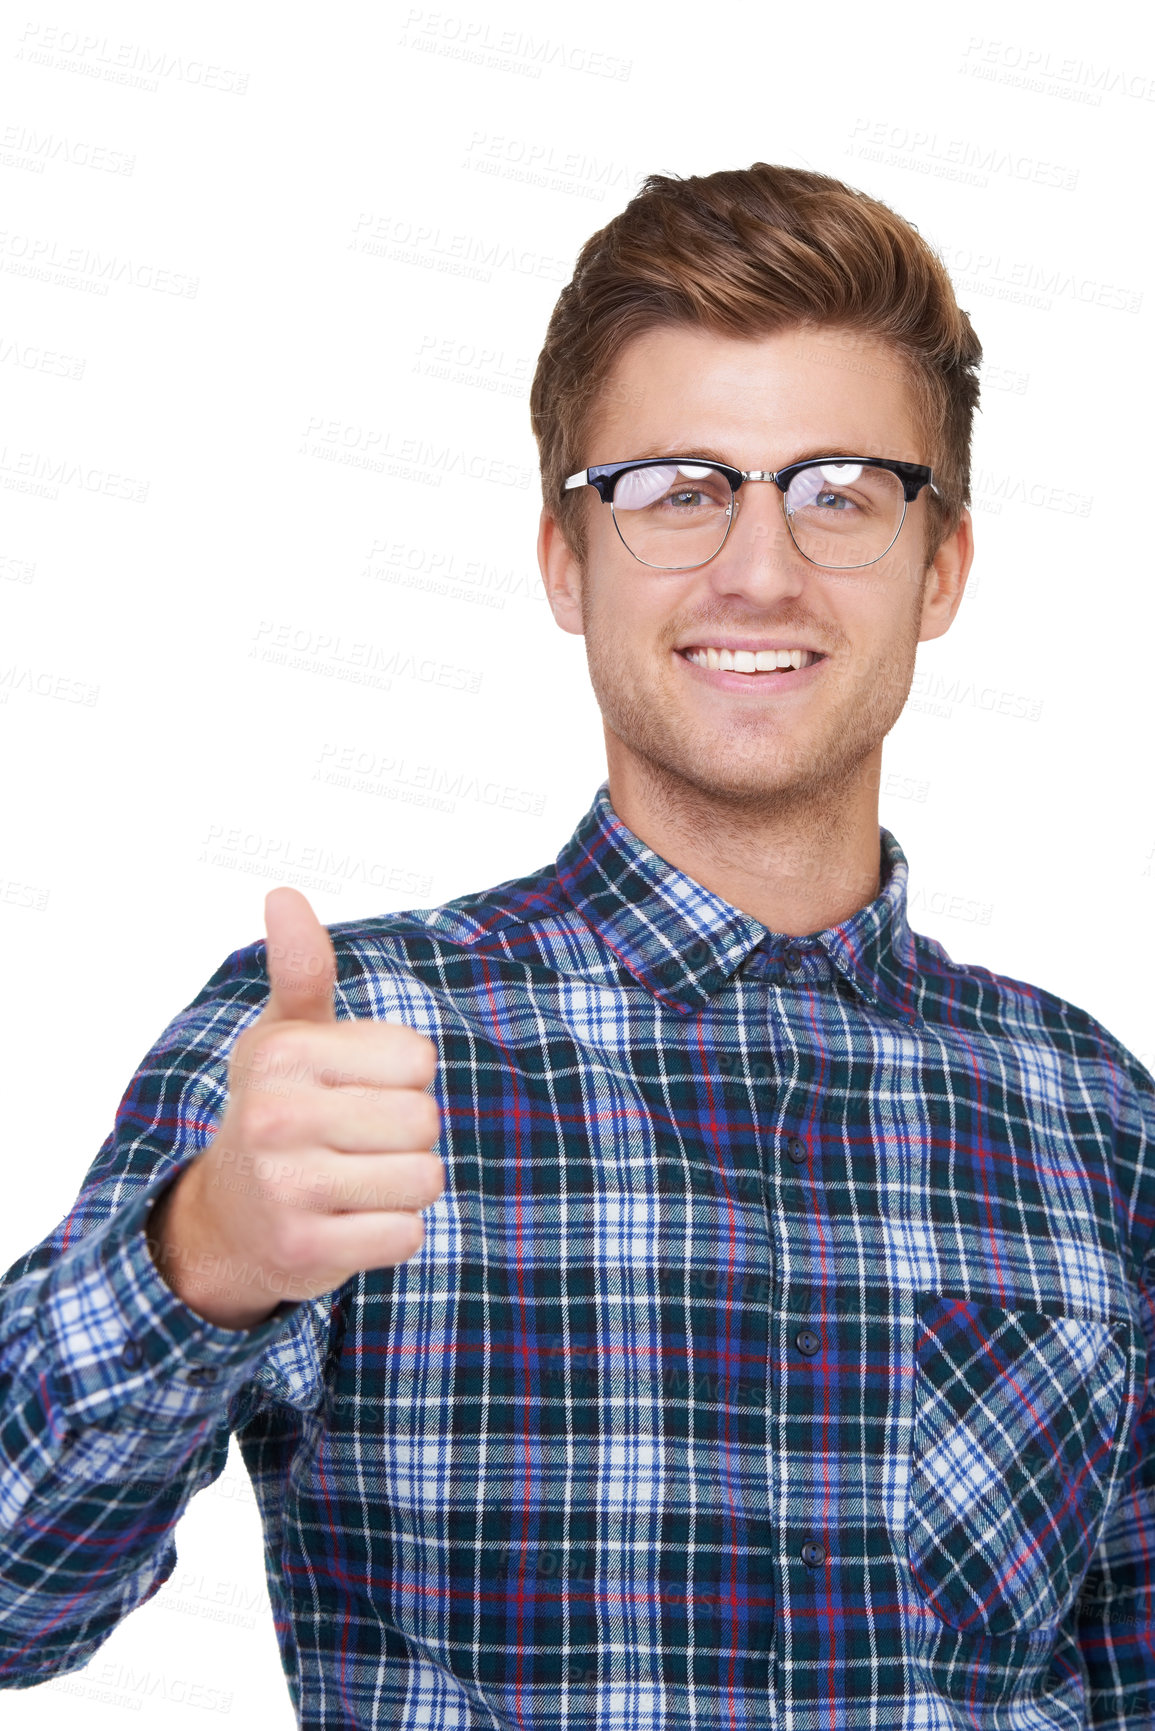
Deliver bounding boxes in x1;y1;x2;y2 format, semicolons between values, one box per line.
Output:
704;479;809;603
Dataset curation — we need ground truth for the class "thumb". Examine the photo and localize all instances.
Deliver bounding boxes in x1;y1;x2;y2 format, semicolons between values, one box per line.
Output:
261;886;337;1023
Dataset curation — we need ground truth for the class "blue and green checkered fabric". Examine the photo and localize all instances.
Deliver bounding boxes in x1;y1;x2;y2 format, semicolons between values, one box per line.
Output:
1;778;1154;1727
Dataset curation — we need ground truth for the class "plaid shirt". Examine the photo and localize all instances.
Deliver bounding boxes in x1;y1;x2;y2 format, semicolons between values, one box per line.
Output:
2;777;1154;1729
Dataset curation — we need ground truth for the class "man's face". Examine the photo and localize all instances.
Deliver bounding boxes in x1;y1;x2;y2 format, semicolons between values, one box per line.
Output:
538;324;971;816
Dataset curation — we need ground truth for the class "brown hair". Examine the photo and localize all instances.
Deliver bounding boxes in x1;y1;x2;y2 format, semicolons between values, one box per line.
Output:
529;163;982;567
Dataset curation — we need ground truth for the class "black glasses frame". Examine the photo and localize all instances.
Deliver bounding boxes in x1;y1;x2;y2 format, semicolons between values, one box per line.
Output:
565;455;936;504
562;454;939;571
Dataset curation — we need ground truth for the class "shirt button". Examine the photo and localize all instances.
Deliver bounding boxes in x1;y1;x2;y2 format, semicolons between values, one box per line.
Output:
783;943;803;970
784;1134;807;1165
186;1366;219;1386
121;1339;143;1370
795;1328;821;1357
801;1540;826;1568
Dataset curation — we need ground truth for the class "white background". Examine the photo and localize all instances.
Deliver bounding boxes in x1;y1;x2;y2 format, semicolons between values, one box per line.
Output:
1;0;1153;1721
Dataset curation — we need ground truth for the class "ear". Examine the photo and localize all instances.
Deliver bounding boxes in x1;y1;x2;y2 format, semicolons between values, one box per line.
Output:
537;507;587;637
919;507;974;643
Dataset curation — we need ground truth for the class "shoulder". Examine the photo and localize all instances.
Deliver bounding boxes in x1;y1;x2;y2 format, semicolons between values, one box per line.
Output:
137;857;579;1062
911;928;1155;1104
330;852;568;958
202;856;583;1032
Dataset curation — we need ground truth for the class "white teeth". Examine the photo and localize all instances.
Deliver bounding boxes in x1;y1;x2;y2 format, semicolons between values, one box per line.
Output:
684;647;817;672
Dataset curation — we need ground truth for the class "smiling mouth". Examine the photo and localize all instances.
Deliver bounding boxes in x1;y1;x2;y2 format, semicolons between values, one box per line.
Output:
677;646;826;675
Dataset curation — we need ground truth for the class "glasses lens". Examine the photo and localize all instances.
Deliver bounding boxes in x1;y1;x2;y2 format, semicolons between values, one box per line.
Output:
609;462;733;569
784;461;905;568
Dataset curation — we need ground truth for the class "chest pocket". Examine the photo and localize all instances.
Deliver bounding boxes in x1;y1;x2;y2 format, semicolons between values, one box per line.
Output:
907;1294;1132;1636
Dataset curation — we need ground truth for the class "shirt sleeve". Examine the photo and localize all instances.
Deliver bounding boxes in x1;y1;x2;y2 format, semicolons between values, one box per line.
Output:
1074;1055;1155;1726
0;937;333;1687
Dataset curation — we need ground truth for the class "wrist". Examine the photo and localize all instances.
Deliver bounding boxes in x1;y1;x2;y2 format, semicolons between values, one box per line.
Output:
146;1162;280;1331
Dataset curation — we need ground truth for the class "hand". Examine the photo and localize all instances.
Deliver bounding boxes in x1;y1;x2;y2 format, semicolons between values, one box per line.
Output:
148;887;443;1329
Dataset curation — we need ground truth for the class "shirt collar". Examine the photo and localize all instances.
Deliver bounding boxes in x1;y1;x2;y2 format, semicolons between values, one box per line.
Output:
554;778;923;1028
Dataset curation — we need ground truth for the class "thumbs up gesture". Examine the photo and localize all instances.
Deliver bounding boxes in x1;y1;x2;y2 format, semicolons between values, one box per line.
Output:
148;888;443;1329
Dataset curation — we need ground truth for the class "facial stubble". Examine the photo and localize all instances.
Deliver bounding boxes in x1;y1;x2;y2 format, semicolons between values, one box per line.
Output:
579;566;928;827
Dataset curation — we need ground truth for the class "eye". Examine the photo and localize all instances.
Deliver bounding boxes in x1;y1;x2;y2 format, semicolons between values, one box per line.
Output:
611;464;679;509
611;462;732;515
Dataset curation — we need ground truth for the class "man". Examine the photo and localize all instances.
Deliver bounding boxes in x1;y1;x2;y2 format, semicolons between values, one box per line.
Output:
1;163;1152;1727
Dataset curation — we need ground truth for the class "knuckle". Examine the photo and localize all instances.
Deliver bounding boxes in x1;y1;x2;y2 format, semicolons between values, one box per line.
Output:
420;1149;446;1190
228;1028;263;1081
421;1152;446;1198
390;1153;443;1210
366;1213;425;1271
264;1023;315;1064
237;1093;297;1147
269;1214;318;1273
384;1022;438;1082
415;1035;439;1083
397;1214;425;1259
236;1023;310;1079
399;1091;440;1146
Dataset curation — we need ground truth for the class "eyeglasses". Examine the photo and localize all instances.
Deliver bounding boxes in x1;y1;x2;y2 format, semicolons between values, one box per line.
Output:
563;455;939;571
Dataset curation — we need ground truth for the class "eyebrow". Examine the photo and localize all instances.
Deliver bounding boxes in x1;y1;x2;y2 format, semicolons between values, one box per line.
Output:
619;443;873;468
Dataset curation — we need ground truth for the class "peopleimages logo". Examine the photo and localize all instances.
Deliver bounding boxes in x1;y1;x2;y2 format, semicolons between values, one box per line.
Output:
299;414;533;490
45;1662;234;1713
249;619;484;697
199;823;434;899
937;243;1142;315
0;335;85;380
0;121;135;175
397;10;632;81
461;131;645;202
313;744;548;818
909;670;1043;723
959;36;1155;105
846;118;1079;190
361;539;545;609
0;444;147;501
15;22;250;95
0;227;198;297
349;211;569;284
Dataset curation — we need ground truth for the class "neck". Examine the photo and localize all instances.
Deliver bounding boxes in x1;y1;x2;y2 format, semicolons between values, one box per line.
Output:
604;743;884;937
